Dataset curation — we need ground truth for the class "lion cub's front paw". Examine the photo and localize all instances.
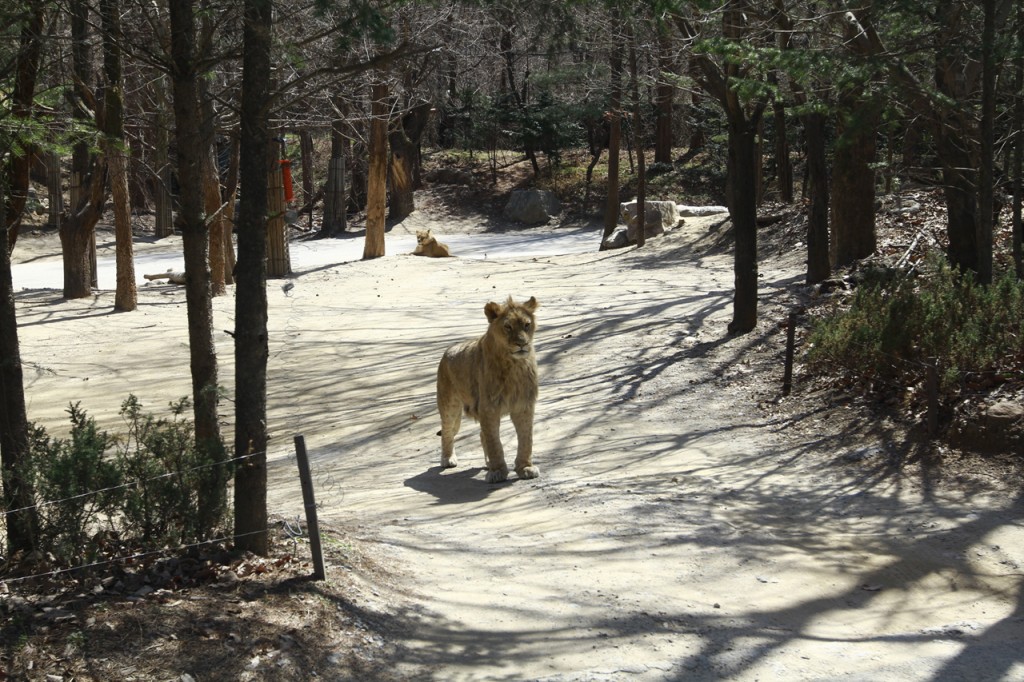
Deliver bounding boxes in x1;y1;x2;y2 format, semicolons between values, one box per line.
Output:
441;455;458;468
517;465;540;480
485;466;509;483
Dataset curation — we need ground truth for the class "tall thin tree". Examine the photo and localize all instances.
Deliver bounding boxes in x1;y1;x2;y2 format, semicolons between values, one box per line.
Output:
169;0;226;534
100;0;137;312
234;0;274;555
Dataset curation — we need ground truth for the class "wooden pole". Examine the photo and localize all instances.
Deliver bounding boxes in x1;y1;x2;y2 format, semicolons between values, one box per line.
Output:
782;311;796;397
293;434;326;581
926;360;939;437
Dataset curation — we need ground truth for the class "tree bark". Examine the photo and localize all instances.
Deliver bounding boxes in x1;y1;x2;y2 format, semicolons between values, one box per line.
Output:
977;0;996;285
654;26;674;165
61;0;104;298
630;35;646;249
804;111;831;284
223;133;239;283
101;0;137;312
4;0;46;250
322;102;349;236
170;0;224;536
0;212;38;556
61;162;106;299
388;102;430;221
1014;5;1023;279
234;0;273;556
299;129;315;229
726;110;762;335
770;74;793;204
830;100;878;269
153;79;175;239
600;29;623;249
364;81;388;260
0;61;40;562
199;75;227;296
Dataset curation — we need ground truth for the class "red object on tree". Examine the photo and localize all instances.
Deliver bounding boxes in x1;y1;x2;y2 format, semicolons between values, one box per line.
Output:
280;159;294;203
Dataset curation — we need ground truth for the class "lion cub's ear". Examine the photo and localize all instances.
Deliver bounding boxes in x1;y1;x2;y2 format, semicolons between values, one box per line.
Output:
484;301;504;322
523;296;539;313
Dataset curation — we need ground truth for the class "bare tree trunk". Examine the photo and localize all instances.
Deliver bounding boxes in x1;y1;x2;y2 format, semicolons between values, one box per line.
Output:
223;133;238;283
170;0;225;536
977;0;996;285
388;102;430;221
299;129;314;229
4;0;45;250
61;0;105;298
234;0;274;556
0;40;41;559
600;28;623;249
654;26;674;165
364;81;388;260
830;100;878;268
1014;5;1023;279
199;75;227;296
804;111;831;284
726;110;762;335
0;208;38;555
771;76;793;204
45;152;62;231
61;162;107;299
109;149;136;308
101;0;137;312
153;81;175;239
630;34;646;249
203;147;227;295
322;105;348;236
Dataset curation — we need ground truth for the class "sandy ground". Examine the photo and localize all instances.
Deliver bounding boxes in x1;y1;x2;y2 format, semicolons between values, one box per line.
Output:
10;211;1024;681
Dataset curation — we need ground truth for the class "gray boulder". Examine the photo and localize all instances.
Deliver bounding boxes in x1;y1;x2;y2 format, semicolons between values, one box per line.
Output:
620;200;680;240
503;189;562;225
602;226;631;250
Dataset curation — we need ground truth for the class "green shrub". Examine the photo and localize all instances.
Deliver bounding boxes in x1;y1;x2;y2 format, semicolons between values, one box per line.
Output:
807;257;1024;394
21;396;231;568
116;395;230;546
27;404;120;565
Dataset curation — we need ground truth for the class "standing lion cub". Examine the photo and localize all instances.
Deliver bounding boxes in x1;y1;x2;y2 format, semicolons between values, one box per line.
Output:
436;296;540;483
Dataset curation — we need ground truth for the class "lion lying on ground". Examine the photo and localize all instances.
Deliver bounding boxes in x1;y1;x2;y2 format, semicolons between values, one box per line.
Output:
144;269;186;284
412;229;452;257
437;296;540;483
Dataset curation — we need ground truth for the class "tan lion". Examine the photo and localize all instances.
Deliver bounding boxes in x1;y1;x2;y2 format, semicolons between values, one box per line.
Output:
437;296;540;483
412;229;452;257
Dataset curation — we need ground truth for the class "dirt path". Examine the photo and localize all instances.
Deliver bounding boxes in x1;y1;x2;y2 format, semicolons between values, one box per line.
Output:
13;213;1024;680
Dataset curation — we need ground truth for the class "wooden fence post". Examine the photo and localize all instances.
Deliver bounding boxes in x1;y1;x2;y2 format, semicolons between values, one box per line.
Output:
782;311;797;397
293;435;326;581
926;360;939;437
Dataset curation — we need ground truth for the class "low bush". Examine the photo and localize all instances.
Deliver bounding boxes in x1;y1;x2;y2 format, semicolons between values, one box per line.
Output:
18;396;231;568
807;257;1024;396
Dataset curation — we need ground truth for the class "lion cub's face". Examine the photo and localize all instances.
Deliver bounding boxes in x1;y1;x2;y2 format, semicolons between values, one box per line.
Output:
485;296;539;357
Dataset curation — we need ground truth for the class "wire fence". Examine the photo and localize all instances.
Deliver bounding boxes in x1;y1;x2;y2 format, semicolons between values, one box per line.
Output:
0;437;334;587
